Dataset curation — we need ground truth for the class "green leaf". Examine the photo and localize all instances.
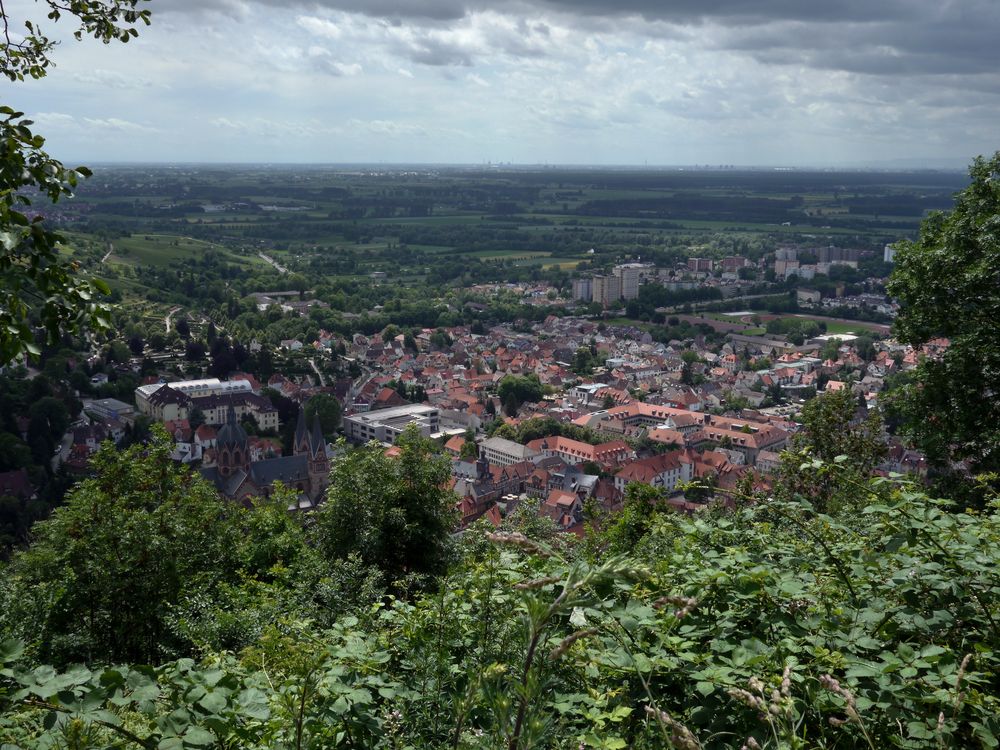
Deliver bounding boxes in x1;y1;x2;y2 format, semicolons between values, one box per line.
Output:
181;726;216;748
0;639;24;664
197;691;227;714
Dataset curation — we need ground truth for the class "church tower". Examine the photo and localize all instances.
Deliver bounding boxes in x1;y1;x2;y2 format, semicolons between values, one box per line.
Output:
306;413;330;498
217;404;250;478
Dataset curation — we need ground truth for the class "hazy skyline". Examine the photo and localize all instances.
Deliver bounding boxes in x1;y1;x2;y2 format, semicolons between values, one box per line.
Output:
8;0;1000;167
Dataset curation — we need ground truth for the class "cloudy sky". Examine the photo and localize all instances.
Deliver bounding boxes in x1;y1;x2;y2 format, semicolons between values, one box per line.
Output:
7;0;1000;166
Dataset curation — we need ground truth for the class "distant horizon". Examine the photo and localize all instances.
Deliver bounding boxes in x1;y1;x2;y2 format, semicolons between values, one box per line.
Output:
70;159;972;173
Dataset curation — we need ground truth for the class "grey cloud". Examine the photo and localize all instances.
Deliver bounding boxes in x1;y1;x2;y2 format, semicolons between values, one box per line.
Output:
719;10;1000;80
156;0;914;24
157;0;1000;80
395;37;474;66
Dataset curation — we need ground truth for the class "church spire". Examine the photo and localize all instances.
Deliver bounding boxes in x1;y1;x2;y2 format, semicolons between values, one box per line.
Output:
294;405;308;452
310;413;325;457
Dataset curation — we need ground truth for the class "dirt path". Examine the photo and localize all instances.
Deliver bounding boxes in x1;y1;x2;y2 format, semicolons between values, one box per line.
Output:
165;306;182;333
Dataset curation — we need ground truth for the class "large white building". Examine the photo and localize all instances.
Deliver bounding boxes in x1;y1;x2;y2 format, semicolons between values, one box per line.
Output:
343;404;440;445
479;436;539;466
136;378;253;415
134;378;278;429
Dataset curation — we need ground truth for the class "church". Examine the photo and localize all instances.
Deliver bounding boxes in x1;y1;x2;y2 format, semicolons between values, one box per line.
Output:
201;404;331;507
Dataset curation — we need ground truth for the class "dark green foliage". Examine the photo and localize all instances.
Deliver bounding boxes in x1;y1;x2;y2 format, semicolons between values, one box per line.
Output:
0;428;386;666
304;393;341;440
595;483;666;556
887;153;1000;484
794;388;886;474
315;424;458;586
0;0;151;363
2;471;999;749
0;109;112;364
773;389;887;514
498;374;545;413
0;429;233;665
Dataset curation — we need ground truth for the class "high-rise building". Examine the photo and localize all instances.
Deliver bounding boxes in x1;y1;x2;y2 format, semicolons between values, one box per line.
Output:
613;264;642;300
592;275;622;307
572;277;593;301
816;245;860;264
687;257;714;272
721;256;749;272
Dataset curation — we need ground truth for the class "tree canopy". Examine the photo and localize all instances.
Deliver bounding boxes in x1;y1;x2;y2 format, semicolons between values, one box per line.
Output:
316;424;457;586
887;152;1000;483
0;429;232;665
304;393;341;441
0;1;150;363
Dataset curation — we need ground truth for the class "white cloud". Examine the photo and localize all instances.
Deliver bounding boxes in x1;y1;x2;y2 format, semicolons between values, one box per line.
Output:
297;15;344;39
7;0;996;164
80;117;160;134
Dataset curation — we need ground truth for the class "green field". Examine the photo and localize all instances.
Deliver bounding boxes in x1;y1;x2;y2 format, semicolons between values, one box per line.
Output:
775;315;890;335
109;234;261;269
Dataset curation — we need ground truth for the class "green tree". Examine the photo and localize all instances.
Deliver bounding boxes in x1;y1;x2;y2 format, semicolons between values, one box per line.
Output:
598;483;665;555
794;388;886;474
887;152;1000;483
28;396;69;443
572;346;595;375
304;393;341;440
0;432;32;471
498;373;544;413
459;428;478;460
316;424;457;586
0;1;151;364
775;389;887;513
0;429;233;665
106;339;130;363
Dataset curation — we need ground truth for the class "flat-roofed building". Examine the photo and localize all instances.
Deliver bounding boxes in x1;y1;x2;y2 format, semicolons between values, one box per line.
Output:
479;436;539;466
86;398;136;425
343;404;440;445
591;274;621;307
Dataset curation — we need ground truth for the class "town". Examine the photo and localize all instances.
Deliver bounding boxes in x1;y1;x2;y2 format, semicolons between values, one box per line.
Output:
1;243;934;548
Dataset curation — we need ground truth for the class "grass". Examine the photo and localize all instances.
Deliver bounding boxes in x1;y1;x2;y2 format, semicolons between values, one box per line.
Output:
467;250;551;260
780;314;890;334
109;234;260;269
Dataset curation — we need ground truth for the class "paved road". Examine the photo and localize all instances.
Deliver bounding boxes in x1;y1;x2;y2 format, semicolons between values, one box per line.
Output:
259;252;288;274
